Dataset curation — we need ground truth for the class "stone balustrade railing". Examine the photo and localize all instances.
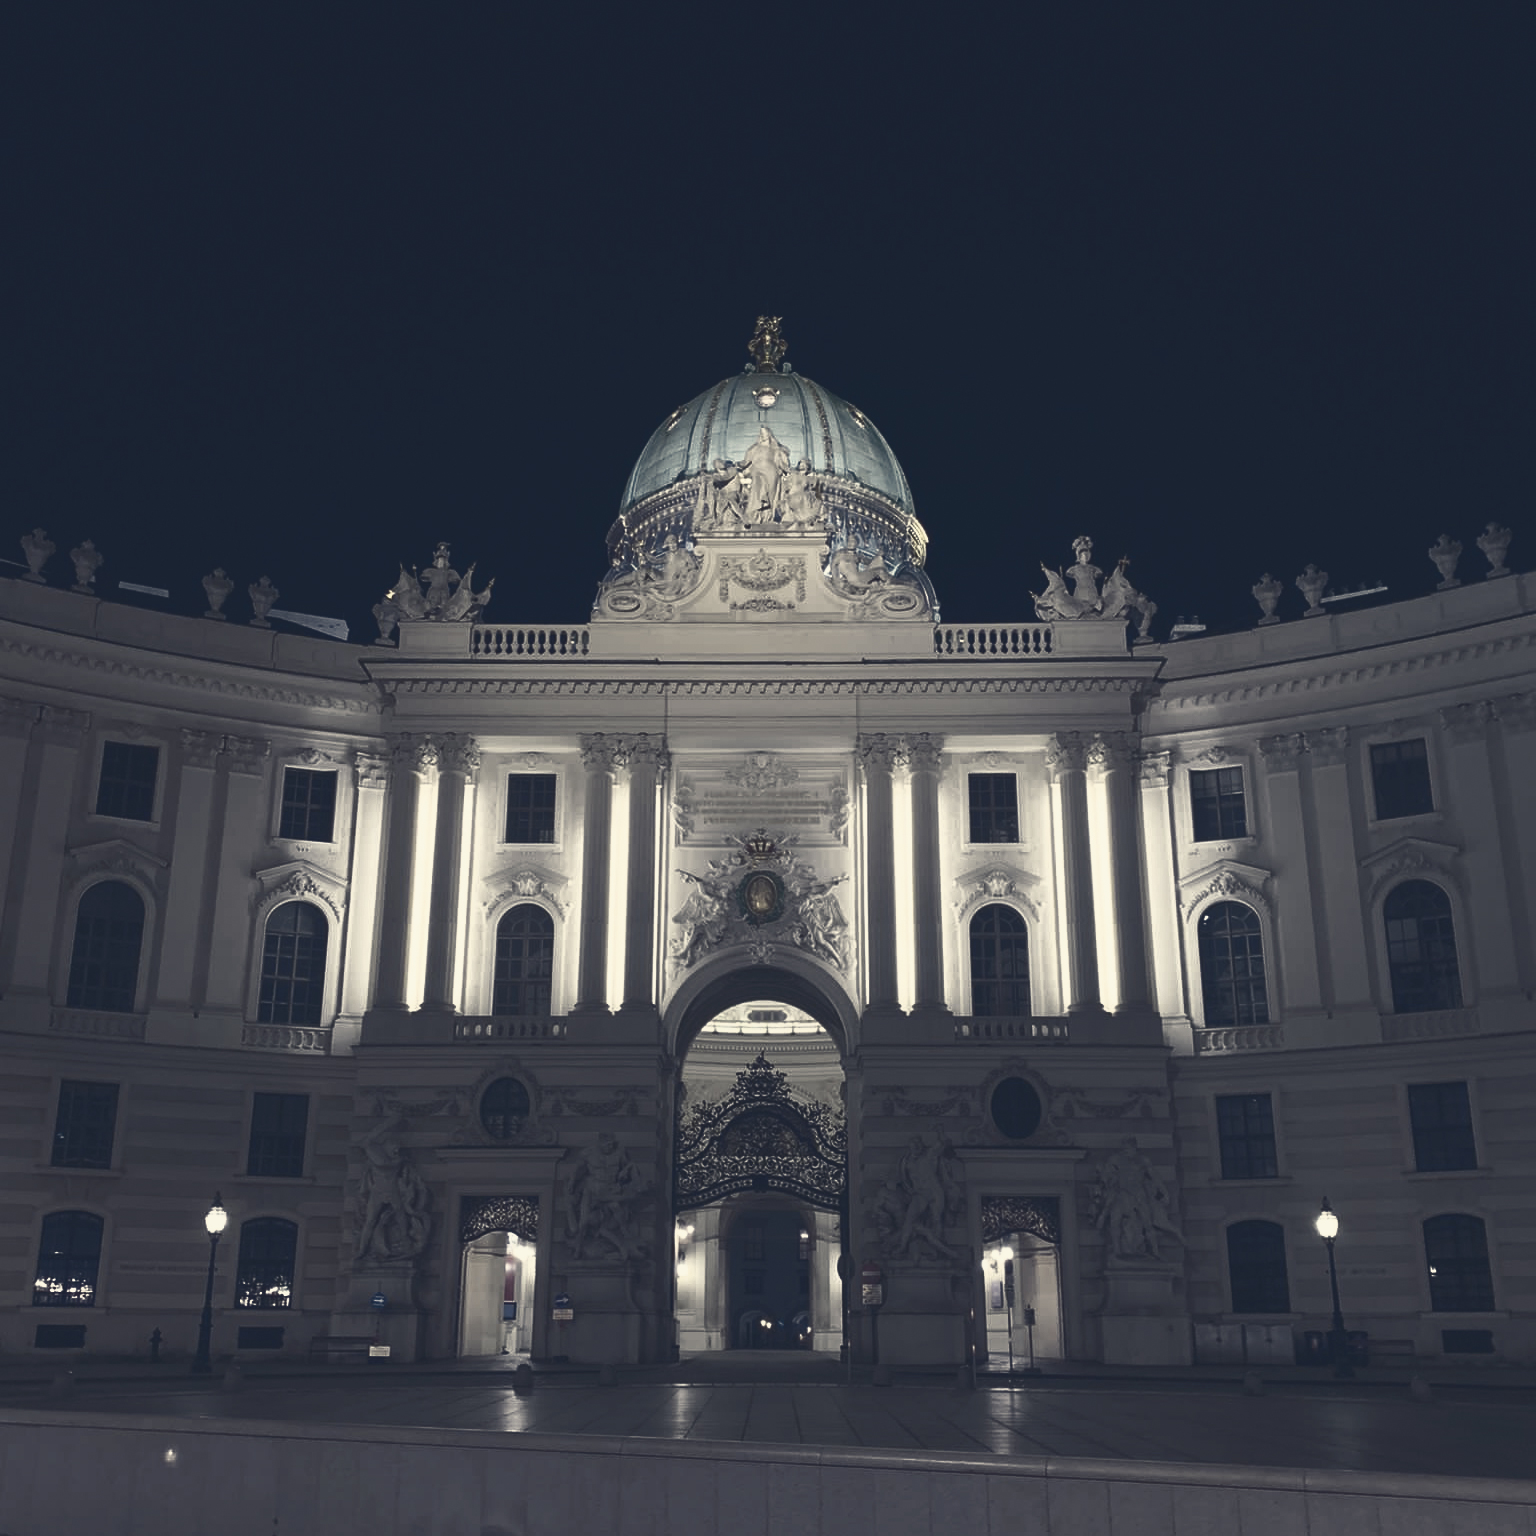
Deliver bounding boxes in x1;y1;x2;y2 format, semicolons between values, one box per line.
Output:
953;1018;1070;1043
49;1008;147;1041
241;1023;330;1053
470;625;592;658
933;624;1054;657
1194;1023;1286;1054
454;1018;569;1042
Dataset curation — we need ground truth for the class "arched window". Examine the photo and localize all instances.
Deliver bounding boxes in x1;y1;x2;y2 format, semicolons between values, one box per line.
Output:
1424;1214;1494;1312
493;905;554;1016
1226;1220;1290;1313
235;1218;298;1310
1385;881;1462;1013
258;902;328;1025
33;1211;104;1307
1197;902;1269;1026
66;881;145;1012
970;904;1030;1016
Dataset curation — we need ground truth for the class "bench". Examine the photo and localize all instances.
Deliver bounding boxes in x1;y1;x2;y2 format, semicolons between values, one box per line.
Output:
307;1335;376;1361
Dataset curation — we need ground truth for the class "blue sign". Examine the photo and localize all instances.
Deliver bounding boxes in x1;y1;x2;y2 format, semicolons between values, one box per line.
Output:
370;1292;387;1311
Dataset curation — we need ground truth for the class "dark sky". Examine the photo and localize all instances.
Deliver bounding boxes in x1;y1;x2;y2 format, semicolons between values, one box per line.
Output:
6;7;1533;640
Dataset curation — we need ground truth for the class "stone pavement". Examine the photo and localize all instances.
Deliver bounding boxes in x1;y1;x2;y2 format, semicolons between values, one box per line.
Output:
4;1353;1536;1483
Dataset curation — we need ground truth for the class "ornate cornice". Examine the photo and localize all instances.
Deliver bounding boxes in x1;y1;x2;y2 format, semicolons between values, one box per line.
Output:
0;633;378;713
1359;836;1462;896
254;861;346;921
481;865;568;919
1177;858;1273;918
387;676;1144;698
953;865;1040;922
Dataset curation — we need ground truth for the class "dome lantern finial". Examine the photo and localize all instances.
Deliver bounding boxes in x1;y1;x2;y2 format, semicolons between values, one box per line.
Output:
747;315;788;373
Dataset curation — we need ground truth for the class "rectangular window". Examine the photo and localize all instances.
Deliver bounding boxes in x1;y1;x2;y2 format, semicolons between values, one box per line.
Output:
1190;767;1248;841
968;773;1019;843
1408;1081;1477;1172
278;769;337;841
246;1092;309;1178
51;1081;120;1169
1215;1093;1279;1180
505;774;557;844
1371;739;1434;820
95;741;158;822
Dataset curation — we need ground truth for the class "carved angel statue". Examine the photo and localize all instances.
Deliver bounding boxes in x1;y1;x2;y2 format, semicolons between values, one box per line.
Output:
779;460;824;526
1099;558;1158;642
1090;1137;1183;1262
604;533;701;603
874;1130;965;1262
784;863;850;969
825;544;901;594
565;1133;649;1261
670;860;735;970
355;1115;432;1262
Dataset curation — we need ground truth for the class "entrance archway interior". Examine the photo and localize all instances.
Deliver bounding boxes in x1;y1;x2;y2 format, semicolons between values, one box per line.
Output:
460;1229;537;1358
675;999;845;1355
982;1228;1062;1368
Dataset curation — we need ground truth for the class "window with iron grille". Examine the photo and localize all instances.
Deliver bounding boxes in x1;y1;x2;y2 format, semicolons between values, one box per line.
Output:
505;774;557;843
969;904;1030;1016
493;905;554;1015
66;881;145;1013
51;1081;119;1169
1216;1093;1278;1180
1385;881;1462;1013
1197;902;1270;1026
246;1092;309;1178
257;902;328;1025
1408;1082;1477;1172
33;1211;103;1308
1226;1220;1290;1313
234;1218;297;1309
1189;767;1248;841
95;741;159;822
1370;739;1434;820
278;768;337;841
967;773;1019;843
1424;1214;1494;1312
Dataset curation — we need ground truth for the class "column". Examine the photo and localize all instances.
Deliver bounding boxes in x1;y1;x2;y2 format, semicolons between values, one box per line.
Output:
1440;703;1521;996
1493;694;1536;994
339;752;390;1022
1303;727;1372;1010
204;734;272;1012
857;733;903;1013
573;732;623;1014
907;732;949;1014
4;705;88;999
153;729;223;1008
0;697;38;966
1257;733;1322;1013
1090;732;1151;1011
371;735;437;1011
419;733;479;1013
1047;732;1099;1012
621;733;668;1017
1137;751;1188;1021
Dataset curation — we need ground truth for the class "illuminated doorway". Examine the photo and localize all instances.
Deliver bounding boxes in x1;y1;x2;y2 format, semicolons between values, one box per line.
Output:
980;1197;1063;1368
458;1197;539;1358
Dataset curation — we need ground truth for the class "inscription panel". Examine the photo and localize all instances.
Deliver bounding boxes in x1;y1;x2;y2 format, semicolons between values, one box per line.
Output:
672;752;851;847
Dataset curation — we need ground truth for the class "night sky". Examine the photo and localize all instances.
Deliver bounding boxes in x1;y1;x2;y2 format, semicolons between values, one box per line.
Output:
7;8;1533;642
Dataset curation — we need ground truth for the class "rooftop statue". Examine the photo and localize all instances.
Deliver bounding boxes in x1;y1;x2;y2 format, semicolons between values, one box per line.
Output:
379;542;494;626
740;426;791;523
1032;536;1157;639
19;528;53;584
747;314;788;373
779;460;825;526
69;539;103;594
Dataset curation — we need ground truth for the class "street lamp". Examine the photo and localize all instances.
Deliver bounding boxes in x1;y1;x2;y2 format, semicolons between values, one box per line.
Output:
192;1193;228;1376
1313;1197;1354;1379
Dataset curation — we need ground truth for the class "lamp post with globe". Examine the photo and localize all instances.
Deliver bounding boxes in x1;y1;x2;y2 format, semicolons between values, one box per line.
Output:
1314;1197;1354;1379
192;1194;228;1376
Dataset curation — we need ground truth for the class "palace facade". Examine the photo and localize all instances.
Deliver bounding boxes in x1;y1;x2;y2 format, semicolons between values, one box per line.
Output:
2;323;1532;1370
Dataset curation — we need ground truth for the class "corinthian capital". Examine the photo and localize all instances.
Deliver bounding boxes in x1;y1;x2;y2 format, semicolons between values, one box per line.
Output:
580;732;627;773
1044;732;1088;777
390;733;439;777
1087;732;1135;772
905;732;945;774
433;732;481;778
623;733;671;777
857;732;907;774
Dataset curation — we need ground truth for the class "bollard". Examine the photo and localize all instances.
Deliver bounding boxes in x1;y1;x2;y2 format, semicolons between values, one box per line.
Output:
1241;1372;1264;1397
512;1362;535;1394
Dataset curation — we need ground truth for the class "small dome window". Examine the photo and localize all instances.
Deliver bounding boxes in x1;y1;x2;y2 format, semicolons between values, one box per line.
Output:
480;1078;532;1141
990;1077;1042;1141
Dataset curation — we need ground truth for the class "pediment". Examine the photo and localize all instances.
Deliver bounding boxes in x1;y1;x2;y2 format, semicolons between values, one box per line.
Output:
68;838;168;871
954;865;1041;919
1359;836;1461;894
1178;858;1272;915
252;858;348;918
482;864;568;917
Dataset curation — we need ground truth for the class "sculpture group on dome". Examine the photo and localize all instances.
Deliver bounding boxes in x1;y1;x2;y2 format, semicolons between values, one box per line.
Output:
691;428;827;532
595;531;704;619
1033;535;1158;641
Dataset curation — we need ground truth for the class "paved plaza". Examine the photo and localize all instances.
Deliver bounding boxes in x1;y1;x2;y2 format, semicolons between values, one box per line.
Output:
4;1354;1536;1484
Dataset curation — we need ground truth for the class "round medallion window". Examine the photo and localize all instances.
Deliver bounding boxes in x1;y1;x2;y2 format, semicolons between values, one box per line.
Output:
990;1077;1042;1141
480;1077;531;1141
737;869;785;925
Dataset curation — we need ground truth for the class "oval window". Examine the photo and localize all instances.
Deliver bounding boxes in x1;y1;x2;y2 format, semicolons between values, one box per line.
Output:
990;1077;1042;1141
480;1078;532;1141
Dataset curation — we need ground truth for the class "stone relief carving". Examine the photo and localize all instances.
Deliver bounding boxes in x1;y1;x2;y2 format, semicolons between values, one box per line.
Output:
354;752;390;790
597;533;704;620
1088;732;1135;772
1360;837;1461;896
671;784;697;836
717;548;807;610
1257;732;1307;773
38;704;90;744
482;866;566;918
1051;1087;1164;1120
391;733;440;778
1182;865;1271;918
1496;692;1536;733
380;542;494;626
433;732;482;779
1440;701;1495;744
1044;731;1088;776
1032;537;1157;639
564;1133;649;1262
1091;1138;1183;1263
258;867;344;921
726;752;799;793
823;543;929;619
669;830;850;973
354;1116;432;1263
872;1131;966;1263
67;839;167;895
954;866;1040;922
857;732;909;774
1138;751;1172;788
